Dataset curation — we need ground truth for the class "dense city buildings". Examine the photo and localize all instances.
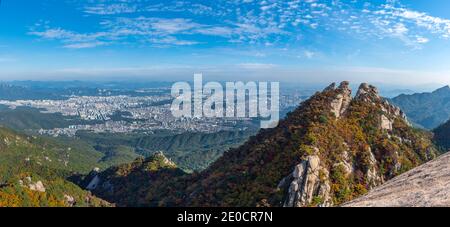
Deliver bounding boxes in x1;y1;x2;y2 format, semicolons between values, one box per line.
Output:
0;90;304;136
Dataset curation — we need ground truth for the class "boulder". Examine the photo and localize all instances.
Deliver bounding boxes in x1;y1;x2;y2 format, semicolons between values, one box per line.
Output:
29;181;46;193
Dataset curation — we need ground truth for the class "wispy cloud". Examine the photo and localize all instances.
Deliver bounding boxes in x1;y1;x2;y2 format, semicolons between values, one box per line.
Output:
237;63;277;70
84;3;139;15
364;3;450;47
28;0;450;49
377;4;450;39
63;41;108;49
28;27;109;49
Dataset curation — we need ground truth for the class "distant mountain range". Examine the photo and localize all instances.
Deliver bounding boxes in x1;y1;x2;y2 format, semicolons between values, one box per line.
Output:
0;82;172;101
391;85;450;129
81;82;439;207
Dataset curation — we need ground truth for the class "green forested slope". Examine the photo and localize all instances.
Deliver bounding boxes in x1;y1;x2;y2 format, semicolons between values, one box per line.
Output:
0;127;110;207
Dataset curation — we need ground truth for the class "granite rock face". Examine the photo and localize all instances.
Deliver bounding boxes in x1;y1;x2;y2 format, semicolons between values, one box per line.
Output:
365;147;384;189
330;81;352;118
380;115;393;131
281;155;332;207
344;152;450;207
355;83;380;102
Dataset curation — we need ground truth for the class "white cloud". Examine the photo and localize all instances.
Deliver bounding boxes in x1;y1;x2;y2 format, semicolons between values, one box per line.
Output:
237;63;277;70
388;6;450;39
195;27;234;37
84;3;139;15
416;37;429;44
29;0;450;49
149;18;200;34
29;18;205;48
303;51;315;59
63;41;107;49
29;28;110;49
369;4;450;45
149;36;199;46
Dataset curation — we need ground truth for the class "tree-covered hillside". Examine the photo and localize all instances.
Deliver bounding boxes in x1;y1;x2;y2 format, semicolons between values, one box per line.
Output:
106;82;438;207
433;119;450;151
76;130;256;171
0;127;110;207
391;86;450;129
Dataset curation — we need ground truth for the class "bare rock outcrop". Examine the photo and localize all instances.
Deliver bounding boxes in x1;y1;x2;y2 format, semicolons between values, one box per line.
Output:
355;83;408;128
330;81;352;118
19;177;46;192
365;147;384;189
355;83;380;102
280;155;332;207
380;115;393;131
64;194;76;207
29;181;46;193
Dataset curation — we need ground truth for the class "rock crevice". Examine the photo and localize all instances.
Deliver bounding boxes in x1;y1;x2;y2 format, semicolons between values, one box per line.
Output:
281;155;332;207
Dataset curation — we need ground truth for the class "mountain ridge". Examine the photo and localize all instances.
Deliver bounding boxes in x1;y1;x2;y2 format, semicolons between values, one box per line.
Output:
433;119;450;151
85;81;438;207
391;85;450;129
77;152;185;207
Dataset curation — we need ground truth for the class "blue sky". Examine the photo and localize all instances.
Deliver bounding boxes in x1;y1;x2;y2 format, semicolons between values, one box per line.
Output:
0;0;450;85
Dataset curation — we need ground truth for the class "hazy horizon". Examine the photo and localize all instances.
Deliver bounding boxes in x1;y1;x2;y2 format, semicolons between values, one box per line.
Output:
0;78;445;99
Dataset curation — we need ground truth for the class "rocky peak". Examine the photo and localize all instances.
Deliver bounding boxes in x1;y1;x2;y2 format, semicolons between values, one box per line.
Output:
143;152;178;171
355;83;380;102
274;82;434;207
329;81;352;118
82;152;185;207
323;82;337;92
353;83;409;128
337;81;351;92
432;85;450;95
151;152;173;163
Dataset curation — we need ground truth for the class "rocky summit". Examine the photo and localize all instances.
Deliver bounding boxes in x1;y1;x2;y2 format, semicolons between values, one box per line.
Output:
343;152;450;207
80;152;185;207
274;82;435;207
